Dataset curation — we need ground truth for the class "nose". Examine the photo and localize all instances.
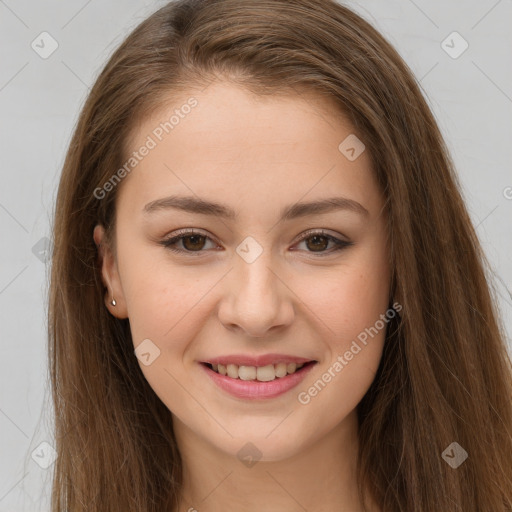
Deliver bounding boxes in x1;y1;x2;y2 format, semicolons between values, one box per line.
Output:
217;250;295;338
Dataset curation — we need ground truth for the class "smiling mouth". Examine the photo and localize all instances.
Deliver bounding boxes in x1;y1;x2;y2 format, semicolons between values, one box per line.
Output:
201;361;317;382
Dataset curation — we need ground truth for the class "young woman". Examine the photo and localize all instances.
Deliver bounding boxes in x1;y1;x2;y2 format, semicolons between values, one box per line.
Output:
48;0;512;510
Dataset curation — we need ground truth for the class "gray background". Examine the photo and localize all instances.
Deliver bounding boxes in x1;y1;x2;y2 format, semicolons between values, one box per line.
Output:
0;1;511;510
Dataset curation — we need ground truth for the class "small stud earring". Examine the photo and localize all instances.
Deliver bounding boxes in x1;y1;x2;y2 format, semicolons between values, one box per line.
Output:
111;298;117;306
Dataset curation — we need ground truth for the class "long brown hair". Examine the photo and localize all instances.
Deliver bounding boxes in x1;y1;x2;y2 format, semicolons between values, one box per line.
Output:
49;0;512;510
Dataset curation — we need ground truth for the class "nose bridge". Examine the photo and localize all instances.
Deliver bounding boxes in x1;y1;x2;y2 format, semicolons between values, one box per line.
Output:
235;233;276;287
238;250;276;298
218;237;294;336
235;239;280;309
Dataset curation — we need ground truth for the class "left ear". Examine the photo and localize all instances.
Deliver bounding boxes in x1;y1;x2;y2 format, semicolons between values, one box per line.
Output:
93;224;128;319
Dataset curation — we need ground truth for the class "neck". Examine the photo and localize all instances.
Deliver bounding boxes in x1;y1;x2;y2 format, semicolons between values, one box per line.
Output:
173;410;375;512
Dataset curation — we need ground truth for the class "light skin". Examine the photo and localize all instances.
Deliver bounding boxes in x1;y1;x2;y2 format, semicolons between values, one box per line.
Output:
94;81;389;512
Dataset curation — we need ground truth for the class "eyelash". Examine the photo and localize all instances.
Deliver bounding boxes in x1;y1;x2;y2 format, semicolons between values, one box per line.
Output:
159;228;353;257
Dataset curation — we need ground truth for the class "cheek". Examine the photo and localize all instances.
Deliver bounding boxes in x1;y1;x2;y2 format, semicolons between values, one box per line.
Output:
295;267;390;431
117;250;216;413
293;330;385;449
117;242;223;357
115;239;171;341
292;250;390;348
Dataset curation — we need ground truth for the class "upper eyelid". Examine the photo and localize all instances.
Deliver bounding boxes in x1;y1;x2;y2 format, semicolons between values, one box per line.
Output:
164;228;219;244
163;227;348;243
296;228;349;241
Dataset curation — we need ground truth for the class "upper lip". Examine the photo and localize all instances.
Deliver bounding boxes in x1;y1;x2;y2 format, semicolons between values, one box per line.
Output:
201;354;316;367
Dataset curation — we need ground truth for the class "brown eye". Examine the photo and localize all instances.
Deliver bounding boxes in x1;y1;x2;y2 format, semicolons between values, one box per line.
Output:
160;230;218;255
294;230;353;256
160;229;352;257
181;234;207;251
304;234;330;252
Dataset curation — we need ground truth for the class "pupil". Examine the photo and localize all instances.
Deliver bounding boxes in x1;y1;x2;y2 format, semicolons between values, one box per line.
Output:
307;235;328;252
183;235;205;251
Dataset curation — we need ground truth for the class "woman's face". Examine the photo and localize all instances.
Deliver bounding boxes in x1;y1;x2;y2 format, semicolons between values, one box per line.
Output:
95;81;391;461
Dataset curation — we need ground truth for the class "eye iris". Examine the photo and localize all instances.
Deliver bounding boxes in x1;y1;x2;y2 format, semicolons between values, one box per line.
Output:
183;235;206;251
306;234;329;252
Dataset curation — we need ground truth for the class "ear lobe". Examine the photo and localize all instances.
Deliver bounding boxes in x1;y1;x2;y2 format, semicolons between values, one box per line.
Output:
93;224;128;319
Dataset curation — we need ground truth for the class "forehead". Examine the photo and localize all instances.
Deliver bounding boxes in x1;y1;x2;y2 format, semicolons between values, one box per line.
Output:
116;81;382;220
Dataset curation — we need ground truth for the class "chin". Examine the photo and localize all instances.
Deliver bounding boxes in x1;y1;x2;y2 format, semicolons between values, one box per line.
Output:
209;422;311;463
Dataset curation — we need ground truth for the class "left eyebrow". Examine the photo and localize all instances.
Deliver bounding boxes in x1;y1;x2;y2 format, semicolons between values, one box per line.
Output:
143;195;369;220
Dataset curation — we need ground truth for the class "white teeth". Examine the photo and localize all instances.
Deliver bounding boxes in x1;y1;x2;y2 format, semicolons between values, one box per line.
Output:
238;365;257;380
275;362;287;378
256;364;276;382
209;361;306;381
227;364;238;379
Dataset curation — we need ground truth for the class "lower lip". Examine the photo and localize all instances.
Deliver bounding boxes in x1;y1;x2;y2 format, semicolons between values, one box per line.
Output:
199;362;317;400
